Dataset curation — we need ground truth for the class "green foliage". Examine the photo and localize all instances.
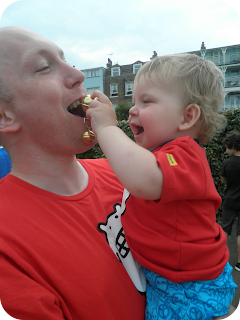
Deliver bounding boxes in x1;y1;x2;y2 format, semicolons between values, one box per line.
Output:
76;120;134;159
205;109;240;220
115;102;131;121
117;120;134;141
77;142;105;159
77;108;240;220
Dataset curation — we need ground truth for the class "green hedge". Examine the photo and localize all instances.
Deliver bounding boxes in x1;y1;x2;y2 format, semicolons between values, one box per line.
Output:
77;120;134;160
77;109;240;219
205;109;240;219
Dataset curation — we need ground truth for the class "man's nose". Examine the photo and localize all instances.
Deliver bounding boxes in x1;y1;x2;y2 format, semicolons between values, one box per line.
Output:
65;65;85;89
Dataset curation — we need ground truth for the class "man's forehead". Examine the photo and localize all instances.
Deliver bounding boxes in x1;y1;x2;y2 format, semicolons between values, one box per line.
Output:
0;26;39;44
0;27;65;78
0;26;46;40
0;27;63;57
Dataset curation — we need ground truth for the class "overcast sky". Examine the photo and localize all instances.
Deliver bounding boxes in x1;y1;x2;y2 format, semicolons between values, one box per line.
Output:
0;0;240;71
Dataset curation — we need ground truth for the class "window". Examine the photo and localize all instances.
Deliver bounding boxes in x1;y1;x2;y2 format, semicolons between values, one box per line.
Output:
87;87;100;94
125;81;133;96
111;67;120;76
110;83;118;97
227;70;240;86
231;70;239;81
230;48;240;64
207;52;213;61
230;95;240;109
85;69;99;78
133;63;142;74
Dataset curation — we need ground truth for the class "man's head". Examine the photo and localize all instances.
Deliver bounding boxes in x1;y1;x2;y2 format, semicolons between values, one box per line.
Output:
0;26;92;155
223;130;240;155
134;54;227;144
0;27;43;102
0;78;12;102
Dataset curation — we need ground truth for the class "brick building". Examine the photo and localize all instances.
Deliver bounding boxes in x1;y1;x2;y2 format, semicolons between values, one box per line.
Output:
103;58;143;109
82;45;240;110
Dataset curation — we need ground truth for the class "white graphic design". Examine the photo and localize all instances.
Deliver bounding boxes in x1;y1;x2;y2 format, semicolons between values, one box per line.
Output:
0;1;20;20
98;189;146;294
0;300;19;319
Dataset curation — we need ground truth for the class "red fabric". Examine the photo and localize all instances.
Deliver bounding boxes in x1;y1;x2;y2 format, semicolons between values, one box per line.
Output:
122;136;229;283
0;159;145;320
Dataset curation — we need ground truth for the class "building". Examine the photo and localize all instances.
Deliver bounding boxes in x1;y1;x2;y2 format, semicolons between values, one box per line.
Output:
82;44;240;111
103;58;144;109
188;42;240;110
81;67;105;95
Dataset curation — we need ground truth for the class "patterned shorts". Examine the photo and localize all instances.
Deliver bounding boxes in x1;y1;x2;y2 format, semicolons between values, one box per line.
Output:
143;262;237;320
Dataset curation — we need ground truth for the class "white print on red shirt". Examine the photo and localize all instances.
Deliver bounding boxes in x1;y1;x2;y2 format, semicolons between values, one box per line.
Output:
98;188;146;294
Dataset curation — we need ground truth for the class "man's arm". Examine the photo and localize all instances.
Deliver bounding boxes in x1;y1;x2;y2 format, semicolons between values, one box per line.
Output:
87;92;163;200
0;254;67;320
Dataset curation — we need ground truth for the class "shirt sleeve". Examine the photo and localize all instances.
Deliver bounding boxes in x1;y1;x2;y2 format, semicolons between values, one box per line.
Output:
221;160;226;177
153;140;214;204
0;242;67;320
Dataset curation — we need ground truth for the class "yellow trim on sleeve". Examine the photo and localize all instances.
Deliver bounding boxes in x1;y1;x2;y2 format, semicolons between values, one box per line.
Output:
166;154;178;166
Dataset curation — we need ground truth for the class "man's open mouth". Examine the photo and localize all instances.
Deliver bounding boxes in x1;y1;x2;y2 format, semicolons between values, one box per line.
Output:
67;99;86;117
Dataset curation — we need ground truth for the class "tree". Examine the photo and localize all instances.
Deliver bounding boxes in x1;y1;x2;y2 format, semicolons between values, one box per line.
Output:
115;102;131;121
205;109;240;220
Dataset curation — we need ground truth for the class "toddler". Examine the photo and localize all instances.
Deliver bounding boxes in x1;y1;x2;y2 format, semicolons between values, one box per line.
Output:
87;54;237;319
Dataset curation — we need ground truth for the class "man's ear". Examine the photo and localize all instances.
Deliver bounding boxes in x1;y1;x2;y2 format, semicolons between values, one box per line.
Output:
179;104;201;131
0;104;21;133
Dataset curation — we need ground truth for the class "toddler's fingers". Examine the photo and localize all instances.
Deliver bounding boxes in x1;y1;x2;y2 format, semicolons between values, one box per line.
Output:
91;90;113;106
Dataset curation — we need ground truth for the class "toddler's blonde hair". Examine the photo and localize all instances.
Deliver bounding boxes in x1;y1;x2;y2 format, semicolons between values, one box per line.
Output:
134;54;227;144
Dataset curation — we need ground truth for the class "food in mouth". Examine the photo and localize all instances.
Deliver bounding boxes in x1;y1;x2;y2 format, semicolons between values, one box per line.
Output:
67;95;93;118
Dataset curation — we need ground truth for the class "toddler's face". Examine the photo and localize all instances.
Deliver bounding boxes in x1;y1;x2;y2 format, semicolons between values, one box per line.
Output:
129;74;185;149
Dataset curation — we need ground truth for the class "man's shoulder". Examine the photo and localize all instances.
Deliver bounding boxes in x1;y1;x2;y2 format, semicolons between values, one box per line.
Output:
79;158;110;172
79;158;122;188
224;155;240;164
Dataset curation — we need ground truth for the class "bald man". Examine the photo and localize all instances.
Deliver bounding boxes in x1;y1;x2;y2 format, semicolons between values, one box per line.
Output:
0;26;145;320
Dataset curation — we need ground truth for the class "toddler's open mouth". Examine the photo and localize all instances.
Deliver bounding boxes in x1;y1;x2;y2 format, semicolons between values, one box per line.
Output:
131;123;144;137
136;126;144;135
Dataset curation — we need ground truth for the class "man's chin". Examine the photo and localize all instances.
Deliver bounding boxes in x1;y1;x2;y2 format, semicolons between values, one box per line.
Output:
77;138;98;154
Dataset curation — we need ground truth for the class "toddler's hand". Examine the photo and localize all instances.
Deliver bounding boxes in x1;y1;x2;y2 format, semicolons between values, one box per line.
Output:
86;91;117;135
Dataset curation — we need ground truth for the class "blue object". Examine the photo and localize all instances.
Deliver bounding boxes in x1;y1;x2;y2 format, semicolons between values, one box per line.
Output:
0;147;11;179
143;263;237;320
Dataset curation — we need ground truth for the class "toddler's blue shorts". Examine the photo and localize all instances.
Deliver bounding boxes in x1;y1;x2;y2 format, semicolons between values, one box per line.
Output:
143;262;237;320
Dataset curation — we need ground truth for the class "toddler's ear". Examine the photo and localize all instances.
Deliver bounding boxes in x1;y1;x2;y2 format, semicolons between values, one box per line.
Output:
0;103;21;133
179;104;201;131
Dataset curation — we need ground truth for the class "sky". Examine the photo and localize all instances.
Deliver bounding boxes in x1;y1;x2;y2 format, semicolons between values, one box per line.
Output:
0;0;240;71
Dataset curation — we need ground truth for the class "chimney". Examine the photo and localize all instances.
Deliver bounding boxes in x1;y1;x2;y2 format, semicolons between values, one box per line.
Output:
201;42;206;50
106;58;112;69
150;51;157;60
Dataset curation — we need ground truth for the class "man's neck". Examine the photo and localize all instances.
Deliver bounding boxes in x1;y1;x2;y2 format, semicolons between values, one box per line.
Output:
234;151;240;157
10;155;89;196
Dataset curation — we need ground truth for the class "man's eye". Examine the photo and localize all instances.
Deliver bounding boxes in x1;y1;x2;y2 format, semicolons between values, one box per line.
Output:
37;66;49;72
